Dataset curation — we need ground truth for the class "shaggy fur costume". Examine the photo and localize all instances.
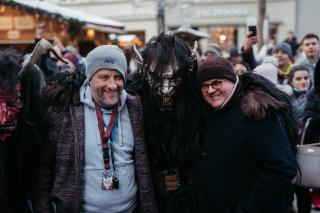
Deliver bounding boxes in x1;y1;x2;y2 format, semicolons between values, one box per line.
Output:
126;34;204;213
0;50;45;213
43;71;86;111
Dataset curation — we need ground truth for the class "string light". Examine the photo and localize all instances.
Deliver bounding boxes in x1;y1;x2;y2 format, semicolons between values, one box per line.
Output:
86;29;95;38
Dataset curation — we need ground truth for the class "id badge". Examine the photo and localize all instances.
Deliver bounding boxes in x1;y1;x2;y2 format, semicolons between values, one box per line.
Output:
102;170;119;190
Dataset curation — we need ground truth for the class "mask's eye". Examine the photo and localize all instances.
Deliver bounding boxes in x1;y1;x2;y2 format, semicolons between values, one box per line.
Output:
172;69;182;79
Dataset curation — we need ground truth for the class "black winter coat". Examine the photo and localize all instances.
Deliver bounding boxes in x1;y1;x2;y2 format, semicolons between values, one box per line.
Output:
197;100;296;213
197;74;298;213
303;58;320;144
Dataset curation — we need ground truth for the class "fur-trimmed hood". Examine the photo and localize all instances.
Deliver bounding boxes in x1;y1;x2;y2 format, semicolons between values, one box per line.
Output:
238;73;298;148
239;73;291;120
241;86;288;120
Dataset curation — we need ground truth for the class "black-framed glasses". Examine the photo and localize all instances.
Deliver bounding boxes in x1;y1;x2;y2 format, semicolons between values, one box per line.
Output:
201;79;226;91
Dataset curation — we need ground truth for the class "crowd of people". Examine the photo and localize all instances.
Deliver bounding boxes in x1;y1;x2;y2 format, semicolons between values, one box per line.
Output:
0;28;320;213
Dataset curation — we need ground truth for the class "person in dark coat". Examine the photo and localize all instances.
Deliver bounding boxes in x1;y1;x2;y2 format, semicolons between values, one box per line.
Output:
284;31;299;57
304;58;320;145
304;58;320;122
196;56;297;213
241;32;258;71
0;49;46;213
303;58;320;210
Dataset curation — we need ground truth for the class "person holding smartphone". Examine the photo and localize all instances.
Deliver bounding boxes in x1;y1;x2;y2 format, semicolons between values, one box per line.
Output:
241;26;259;70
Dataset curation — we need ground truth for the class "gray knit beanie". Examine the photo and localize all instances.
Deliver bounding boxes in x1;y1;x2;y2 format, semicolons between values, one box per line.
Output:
86;45;127;81
204;43;222;57
272;42;293;59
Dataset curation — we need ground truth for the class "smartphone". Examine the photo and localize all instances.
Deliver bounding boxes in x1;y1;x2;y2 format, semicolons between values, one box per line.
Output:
248;25;257;37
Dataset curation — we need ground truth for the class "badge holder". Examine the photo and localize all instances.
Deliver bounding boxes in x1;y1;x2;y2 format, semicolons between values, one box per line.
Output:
102;170;119;190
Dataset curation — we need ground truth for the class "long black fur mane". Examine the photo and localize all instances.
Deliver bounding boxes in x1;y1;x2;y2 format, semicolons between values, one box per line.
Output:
126;33;205;213
127;34;204;171
0;49;46;213
43;71;86;111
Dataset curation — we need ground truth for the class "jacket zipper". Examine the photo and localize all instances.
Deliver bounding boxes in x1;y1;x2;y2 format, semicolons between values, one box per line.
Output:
70;106;81;212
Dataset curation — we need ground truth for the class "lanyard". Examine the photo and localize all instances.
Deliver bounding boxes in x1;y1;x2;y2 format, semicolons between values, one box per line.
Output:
93;100;118;170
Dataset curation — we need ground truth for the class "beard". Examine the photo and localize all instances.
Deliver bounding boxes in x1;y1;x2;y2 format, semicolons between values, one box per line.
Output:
92;88;122;108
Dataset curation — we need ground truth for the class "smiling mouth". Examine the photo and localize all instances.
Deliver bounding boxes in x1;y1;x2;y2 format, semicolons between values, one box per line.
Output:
0;121;16;130
162;96;171;105
103;90;118;95
209;92;221;98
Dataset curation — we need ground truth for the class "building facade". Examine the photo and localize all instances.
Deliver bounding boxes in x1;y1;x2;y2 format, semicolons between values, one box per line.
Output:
48;0;297;51
295;0;320;41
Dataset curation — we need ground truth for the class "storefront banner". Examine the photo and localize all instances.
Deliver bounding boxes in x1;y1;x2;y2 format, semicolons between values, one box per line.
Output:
14;16;34;30
0;16;13;30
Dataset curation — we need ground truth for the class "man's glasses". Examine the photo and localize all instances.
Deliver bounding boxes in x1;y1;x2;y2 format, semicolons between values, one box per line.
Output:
201;79;226;91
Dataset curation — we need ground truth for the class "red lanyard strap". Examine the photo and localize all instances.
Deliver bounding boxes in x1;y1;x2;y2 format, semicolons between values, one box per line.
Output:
93;100;118;170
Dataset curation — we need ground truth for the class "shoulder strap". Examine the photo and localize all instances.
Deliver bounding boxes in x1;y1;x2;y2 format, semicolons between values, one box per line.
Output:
300;118;312;145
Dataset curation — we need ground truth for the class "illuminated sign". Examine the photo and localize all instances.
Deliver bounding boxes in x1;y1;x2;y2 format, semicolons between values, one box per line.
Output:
197;8;249;18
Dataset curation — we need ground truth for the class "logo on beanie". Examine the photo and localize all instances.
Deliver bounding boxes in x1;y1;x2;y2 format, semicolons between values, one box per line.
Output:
104;58;115;65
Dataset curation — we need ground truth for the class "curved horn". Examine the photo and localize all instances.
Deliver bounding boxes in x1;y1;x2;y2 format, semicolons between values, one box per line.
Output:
18;39;68;79
192;41;198;53
133;45;143;65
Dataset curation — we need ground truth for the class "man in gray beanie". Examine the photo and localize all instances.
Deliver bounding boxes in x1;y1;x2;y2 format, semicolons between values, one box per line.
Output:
33;45;157;213
272;42;293;83
86;45;127;82
272;42;293;59
201;43;222;62
85;45;128;107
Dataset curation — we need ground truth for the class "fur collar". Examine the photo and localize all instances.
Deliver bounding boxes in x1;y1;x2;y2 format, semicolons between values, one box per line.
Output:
43;71;86;111
241;87;288;120
239;73;290;120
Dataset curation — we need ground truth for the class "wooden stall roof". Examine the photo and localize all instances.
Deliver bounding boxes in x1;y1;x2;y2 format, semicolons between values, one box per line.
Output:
6;0;125;34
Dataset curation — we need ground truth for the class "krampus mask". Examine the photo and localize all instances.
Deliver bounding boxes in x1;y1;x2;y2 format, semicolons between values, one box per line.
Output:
0;39;67;142
134;34;197;111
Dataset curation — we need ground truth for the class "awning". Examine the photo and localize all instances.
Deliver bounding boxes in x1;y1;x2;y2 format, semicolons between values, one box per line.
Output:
7;0;125;33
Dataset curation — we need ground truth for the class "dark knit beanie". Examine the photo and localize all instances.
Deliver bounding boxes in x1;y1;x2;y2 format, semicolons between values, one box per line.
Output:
197;56;237;84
